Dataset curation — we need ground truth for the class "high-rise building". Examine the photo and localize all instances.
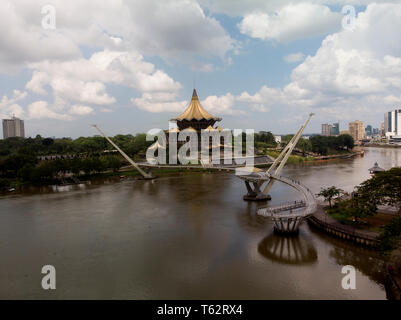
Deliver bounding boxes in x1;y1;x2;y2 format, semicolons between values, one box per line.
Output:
321;123;332;136
384;109;401;141
322;122;339;136
331;123;339;136
380;122;385;136
2;116;25;139
349;120;365;142
365;125;372;137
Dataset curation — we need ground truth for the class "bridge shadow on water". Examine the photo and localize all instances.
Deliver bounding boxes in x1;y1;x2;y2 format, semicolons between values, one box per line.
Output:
258;230;318;265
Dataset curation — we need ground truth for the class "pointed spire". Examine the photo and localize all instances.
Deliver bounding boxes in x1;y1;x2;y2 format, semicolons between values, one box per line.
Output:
192;89;198;100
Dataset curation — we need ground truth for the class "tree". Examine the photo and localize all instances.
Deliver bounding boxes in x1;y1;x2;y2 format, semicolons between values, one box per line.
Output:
376;216;401;252
255;131;277;147
317;186;344;207
106;156;122;172
330;196;377;223
42;138;54;146
357;167;401;214
338;134;354;150
296;138;312;154
309;134;355;155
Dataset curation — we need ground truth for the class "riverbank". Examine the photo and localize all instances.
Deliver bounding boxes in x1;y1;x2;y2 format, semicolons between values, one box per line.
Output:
308;204;379;247
0;166;230;195
265;149;363;164
364;143;401;148
1;148;365;194
309;205;401;299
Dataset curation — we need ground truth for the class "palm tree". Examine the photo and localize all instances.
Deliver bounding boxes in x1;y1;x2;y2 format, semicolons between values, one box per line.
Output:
317;186;344;208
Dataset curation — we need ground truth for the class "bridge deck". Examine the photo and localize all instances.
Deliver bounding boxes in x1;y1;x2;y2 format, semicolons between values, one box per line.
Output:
257;174;317;219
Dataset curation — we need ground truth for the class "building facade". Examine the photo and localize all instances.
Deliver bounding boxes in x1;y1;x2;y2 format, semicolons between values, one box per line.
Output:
2;116;25;139
384;109;401;142
331;123;339;135
349;120;365;142
321;123;332;136
365;125;372;137
321;122;339;136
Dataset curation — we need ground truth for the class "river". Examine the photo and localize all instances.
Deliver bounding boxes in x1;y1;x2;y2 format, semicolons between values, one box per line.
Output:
1;147;400;299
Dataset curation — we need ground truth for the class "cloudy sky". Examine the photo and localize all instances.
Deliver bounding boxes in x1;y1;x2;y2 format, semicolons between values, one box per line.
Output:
1;0;401;138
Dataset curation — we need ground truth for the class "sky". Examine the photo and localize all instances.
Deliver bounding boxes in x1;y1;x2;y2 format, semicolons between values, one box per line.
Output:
1;0;401;138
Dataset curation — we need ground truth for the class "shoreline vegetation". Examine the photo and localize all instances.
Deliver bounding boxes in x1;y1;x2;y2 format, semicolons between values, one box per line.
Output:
314;169;401;299
0;132;357;191
363;142;401;148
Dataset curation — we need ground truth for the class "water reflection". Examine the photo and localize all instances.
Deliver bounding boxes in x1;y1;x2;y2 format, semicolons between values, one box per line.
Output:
308;227;386;286
258;231;318;265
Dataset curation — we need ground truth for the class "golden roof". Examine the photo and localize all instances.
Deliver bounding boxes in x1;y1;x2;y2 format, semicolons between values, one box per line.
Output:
216;126;223;132
172;89;221;122
204;125;216;132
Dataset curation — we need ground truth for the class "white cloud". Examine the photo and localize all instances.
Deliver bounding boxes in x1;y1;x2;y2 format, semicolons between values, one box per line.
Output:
132;92;187;113
0;1;81;73
238;3;341;42
25;49;183;118
0;0;234;74
124;0;234;60
0;90;27;119
200;0;399;17
236;3;401;123
202;93;238;115
28;101;72;120
69;105;94;115
284;52;305;63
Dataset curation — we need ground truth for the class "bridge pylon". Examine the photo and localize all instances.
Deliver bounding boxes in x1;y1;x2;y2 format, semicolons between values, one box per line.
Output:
92;125;154;179
243;180;271;201
239;113;314;201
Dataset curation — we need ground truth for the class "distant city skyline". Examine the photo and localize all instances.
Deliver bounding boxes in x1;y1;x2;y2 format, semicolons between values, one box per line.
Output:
1;1;401;138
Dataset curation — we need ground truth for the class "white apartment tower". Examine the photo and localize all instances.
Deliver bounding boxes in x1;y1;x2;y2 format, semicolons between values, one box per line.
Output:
2;116;25;139
384;109;401;141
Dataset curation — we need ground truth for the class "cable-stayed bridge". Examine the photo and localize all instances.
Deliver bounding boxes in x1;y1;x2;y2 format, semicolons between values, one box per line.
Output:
92;113;316;233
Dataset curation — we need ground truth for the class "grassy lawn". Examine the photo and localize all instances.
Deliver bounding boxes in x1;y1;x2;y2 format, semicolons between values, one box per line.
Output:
265;150;315;163
327;206;396;233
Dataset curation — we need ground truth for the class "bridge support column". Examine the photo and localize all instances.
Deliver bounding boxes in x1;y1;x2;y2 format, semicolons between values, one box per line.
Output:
243;181;271;201
272;216;303;234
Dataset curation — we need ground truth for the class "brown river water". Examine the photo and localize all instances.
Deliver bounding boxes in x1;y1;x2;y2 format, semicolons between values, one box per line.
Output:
1;147;400;299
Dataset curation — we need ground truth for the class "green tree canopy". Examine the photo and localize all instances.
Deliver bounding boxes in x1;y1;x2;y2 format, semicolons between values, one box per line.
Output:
357;167;401;214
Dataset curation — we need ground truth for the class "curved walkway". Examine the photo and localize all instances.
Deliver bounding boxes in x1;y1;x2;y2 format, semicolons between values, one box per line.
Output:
308;204;379;247
257;174;317;220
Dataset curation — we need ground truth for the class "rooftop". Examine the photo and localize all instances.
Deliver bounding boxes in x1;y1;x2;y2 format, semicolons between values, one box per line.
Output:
171;89;221;122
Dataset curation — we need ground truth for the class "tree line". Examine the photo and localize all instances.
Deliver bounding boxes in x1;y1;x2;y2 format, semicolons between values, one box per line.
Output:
278;134;354;155
0;134;154;190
